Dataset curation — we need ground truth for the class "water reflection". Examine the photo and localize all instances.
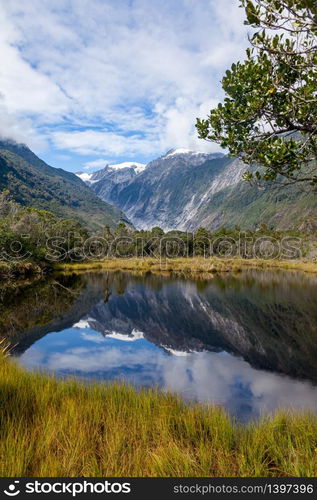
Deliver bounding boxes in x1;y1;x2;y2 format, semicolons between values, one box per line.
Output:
20;324;317;422
2;269;317;421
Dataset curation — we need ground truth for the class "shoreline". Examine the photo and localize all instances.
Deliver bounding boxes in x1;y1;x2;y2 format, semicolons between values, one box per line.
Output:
1;257;316;291
54;256;317;275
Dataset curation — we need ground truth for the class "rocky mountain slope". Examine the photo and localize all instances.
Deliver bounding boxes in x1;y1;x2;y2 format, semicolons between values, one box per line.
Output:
80;148;317;231
0;140;130;231
76;161;146;206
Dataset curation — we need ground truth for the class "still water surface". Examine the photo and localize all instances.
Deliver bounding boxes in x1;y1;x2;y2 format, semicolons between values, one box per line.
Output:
2;269;317;421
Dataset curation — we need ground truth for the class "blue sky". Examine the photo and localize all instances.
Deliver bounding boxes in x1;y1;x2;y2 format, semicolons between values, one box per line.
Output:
0;0;250;173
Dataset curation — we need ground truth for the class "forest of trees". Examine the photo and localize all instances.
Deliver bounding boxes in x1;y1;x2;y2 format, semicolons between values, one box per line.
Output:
0;190;88;271
0;189;305;267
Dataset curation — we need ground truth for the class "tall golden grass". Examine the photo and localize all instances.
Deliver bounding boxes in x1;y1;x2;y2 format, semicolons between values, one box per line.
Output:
55;257;317;276
1;354;316;477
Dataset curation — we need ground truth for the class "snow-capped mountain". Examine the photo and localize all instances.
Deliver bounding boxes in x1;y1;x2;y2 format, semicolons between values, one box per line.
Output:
162;148;222;159
108;161;146;173
76;161;146;184
76;161;147;204
77;149;317;231
77;148;245;230
111;149;244;231
76;149;234;230
76;172;97;184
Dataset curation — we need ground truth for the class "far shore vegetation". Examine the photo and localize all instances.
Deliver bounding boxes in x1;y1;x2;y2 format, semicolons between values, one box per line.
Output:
1;190;317;282
1;350;317;477
55;256;317;276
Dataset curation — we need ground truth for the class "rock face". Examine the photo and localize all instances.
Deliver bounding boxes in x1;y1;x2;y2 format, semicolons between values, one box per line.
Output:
77;161;146;208
78;149;247;230
113;150;241;231
79;148;317;231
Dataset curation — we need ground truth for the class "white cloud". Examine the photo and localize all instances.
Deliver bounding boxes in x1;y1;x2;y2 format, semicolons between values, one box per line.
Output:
84;159;108;171
0;0;250;162
0;101;48;150
0;5;69;119
52;129;158;157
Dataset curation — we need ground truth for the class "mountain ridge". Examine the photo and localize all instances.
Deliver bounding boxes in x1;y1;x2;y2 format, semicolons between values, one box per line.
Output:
78;149;317;231
0;139;130;231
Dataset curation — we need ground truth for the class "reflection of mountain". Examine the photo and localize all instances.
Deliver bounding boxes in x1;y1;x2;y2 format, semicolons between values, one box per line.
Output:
1;274;104;353
73;271;317;382
5;270;317;382
74;271;317;381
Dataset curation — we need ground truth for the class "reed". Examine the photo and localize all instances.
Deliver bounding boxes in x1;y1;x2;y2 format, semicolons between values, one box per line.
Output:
55;257;317;276
1;354;316;477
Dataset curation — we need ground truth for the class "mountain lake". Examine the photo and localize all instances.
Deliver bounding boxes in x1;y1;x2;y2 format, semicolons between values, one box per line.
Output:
2;268;317;422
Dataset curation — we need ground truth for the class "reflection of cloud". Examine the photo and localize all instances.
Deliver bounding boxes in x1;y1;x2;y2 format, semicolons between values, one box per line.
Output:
161;353;317;419
20;348;46;366
20;334;317;421
46;345;159;373
81;333;106;344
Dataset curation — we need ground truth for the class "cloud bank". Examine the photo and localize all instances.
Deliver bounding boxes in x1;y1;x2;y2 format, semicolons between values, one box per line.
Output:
0;0;250;169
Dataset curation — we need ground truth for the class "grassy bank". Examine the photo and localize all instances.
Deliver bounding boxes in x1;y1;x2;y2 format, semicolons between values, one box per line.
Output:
1;354;316;477
55;256;317;275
